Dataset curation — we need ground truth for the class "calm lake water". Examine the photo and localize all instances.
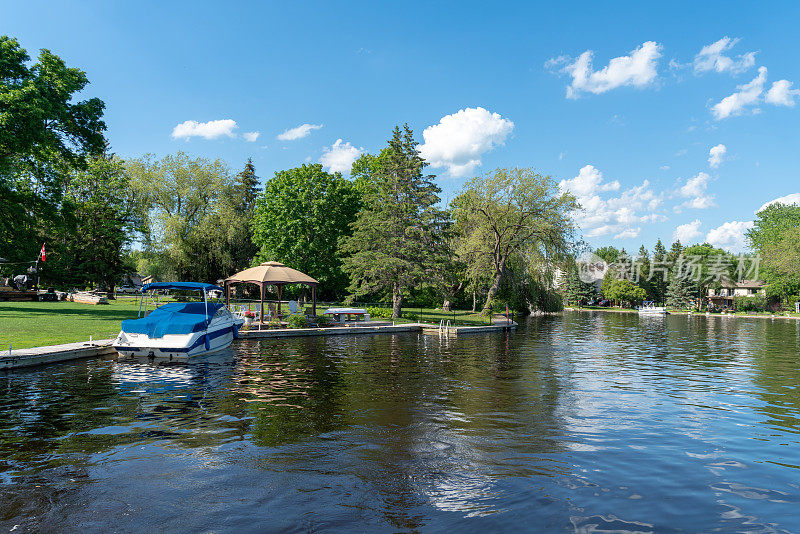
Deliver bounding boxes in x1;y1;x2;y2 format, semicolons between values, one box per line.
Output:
2;311;800;532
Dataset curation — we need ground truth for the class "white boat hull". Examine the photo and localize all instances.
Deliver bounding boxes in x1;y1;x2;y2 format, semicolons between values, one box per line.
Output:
113;318;243;359
638;307;668;315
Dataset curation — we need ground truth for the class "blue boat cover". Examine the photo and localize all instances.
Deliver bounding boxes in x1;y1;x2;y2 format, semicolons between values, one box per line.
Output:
122;302;223;338
142;282;223;292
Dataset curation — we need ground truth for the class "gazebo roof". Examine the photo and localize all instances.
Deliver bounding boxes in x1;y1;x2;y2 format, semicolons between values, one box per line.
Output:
225;261;318;285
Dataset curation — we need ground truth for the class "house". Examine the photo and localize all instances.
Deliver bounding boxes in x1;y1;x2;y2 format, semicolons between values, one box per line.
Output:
707;279;767;308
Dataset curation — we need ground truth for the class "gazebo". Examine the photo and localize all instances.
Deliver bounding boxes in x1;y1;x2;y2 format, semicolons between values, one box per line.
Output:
224;261;318;324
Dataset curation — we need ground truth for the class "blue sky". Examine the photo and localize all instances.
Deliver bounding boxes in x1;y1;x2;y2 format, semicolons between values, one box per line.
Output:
4;1;799;253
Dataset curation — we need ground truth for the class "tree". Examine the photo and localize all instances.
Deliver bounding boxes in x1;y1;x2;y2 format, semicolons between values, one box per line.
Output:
665;271;695;310
126;152;240;282
604;278;647;307
341;125;447;318
60;155;133;292
1;35;106;264
252;164;361;299
747;203;800;302
451;167;576;313
227;158;260;271
594;246;621;265
561;264;596;306
650;239;669;304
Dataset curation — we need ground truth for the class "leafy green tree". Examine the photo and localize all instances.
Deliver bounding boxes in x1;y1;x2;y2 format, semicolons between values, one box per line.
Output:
747;203;800;302
451;167;576;313
604;278;647;307
1;35;106;263
594;246;621;265
341;125;448;318
252;163;360;299
126;152;240;282
59;156;133;292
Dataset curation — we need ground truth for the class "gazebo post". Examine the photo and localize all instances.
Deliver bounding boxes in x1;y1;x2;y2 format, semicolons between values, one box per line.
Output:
259;282;264;329
311;284;316;317
224;281;230;307
277;284;283;317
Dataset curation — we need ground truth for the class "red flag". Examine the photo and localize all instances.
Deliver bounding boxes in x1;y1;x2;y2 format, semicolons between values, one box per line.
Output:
40;243;46;262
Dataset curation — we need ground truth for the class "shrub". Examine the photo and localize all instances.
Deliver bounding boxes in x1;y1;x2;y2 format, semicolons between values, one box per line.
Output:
734;295;767;313
286;313;307;329
315;315;331;326
367;306;393;318
402;311;419;321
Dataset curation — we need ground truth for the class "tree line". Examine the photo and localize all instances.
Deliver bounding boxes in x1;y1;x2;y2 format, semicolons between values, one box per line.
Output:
1;36;577;317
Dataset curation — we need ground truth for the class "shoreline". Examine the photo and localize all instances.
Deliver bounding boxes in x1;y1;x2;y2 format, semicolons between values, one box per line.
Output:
564;307;800;321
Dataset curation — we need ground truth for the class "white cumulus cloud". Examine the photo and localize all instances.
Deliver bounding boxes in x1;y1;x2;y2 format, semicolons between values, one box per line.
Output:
712;66;767;119
765;80;800;107
242;131;260;142
171;119;237;140
277;123;323;141
559;165;662;240
548;41;662;98
678;172;716;209
757;193;800;213
319;139;362;174
693;37;756;75
418;107;514;177
708;144;727;168
706;220;754;252
673;220;702;243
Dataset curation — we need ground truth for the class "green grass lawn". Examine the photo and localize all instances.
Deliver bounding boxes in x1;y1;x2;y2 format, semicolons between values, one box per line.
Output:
0;299;141;350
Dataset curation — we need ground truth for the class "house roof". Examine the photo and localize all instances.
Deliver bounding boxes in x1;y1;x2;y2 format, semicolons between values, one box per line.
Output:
720;279;766;289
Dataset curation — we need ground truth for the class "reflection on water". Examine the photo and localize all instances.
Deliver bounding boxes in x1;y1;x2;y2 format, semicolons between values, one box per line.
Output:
1;312;800;532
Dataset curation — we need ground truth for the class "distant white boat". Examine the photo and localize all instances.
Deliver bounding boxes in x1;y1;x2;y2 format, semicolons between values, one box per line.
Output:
638;301;668;315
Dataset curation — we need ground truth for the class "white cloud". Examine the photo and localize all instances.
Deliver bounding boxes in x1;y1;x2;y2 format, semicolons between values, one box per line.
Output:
659;165;670;171
712;66;767;119
549;41;662;98
559;165;662;240
614;227;640;239
673;220;702;243
319;139;362;174
171;119;237;140
559;164;620;197
678;172;716;209
708;144;727;168
706;220;754;252
693;37;756;75
419;107;514;177
765;80;800;107
757;193;800;213
277;123;323;141
242;131;260;142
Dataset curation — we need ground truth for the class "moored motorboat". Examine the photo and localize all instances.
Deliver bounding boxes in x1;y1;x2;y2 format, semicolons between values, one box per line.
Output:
113;282;244;359
638;301;668;315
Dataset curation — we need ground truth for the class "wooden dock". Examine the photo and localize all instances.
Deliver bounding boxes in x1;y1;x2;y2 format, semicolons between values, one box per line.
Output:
0;339;117;370
1;320;516;370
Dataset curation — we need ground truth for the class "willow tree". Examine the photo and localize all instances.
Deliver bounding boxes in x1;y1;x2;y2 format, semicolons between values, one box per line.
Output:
341;125;448;318
452;167;576;313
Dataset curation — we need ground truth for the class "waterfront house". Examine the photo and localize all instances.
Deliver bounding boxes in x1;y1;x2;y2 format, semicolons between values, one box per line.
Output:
707;279;767;308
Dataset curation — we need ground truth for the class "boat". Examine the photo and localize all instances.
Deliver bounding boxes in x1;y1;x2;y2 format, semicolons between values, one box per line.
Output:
68;290;109;305
638;301;668;315
113;282;244;359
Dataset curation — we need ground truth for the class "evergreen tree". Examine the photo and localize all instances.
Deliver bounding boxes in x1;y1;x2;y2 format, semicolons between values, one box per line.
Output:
561;265;596;306
650;239;669;304
636;244;653;299
665;269;695;309
235;158;260;213
341;125;448;318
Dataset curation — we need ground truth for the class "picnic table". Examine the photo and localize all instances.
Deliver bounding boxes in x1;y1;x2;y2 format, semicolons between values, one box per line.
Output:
323;307;369;323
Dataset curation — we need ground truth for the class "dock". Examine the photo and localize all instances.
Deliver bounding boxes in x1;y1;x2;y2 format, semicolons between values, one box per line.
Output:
1;339;117;370
1;320;516;370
